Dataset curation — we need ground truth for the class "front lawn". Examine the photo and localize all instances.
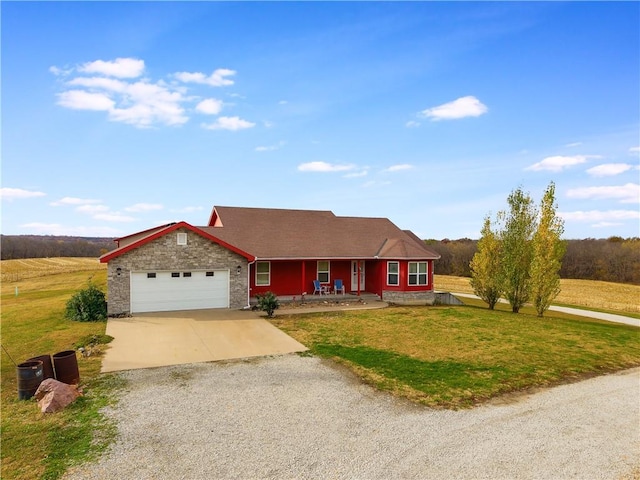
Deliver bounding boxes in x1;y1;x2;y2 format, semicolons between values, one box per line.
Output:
1;267;120;480
272;305;640;408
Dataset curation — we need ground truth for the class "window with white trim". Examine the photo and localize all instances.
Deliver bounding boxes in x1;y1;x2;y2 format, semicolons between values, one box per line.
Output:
317;261;330;283
387;261;399;286
177;232;187;245
408;262;428;286
256;261;270;286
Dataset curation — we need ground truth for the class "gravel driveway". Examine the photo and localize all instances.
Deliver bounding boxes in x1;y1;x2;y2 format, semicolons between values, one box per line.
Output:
64;355;639;480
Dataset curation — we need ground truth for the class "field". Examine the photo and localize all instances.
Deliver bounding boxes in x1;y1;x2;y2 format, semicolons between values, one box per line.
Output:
435;274;640;316
273;306;640;409
1;259;639;480
1;259;116;480
1;257;104;283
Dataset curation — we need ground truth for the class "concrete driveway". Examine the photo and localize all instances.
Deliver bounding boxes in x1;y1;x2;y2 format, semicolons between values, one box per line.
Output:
101;309;307;373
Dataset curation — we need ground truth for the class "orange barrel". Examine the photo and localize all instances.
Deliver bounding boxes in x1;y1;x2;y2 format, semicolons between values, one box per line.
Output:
27;354;55;381
17;361;44;400
52;350;80;385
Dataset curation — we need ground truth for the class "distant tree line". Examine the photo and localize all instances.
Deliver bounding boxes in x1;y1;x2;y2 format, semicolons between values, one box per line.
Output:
0;235;115;260
427;236;640;285
2;233;639;285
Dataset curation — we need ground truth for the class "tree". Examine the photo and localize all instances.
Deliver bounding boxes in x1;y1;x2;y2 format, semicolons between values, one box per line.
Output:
470;216;502;309
530;182;566;316
499;186;537;313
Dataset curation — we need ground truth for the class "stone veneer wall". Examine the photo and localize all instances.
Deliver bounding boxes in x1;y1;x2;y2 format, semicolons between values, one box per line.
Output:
106;228;249;315
381;290;436;305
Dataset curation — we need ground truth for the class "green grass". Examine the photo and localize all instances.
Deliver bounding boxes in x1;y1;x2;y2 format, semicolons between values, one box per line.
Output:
2;262;639;478
272;305;640;408
1;267;122;480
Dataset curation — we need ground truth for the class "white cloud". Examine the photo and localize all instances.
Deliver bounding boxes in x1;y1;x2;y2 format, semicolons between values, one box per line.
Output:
20;222;123;236
565;142;582;147
67;76;128;92
385;164;413;172
1;188;46;201
20;222;64;233
52;59;246;129
56;81;187;127
559;210;640;222
57;90;115;111
50;197;140;222
405;120;420;128
78;58;145;78
344;170;368;178
93;212;136;222
298;161;355;173
629;146;639;154
362;180;392;188
202;116;255;131
76;204;109;214
196;98;223;115
420;96;488;121
255;141;285;152
108;81;188;127
566;183;639;203
586;163;633;177
49;66;73;76
591;222;623;228
124;203;164;212
50;197;102;206
170;206;204;213
174;68;236;87
526;155;593;172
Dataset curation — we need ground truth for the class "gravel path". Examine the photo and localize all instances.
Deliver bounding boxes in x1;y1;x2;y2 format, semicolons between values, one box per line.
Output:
64;355;639;480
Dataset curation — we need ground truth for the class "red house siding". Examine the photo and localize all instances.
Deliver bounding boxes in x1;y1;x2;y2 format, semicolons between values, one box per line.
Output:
250;259;434;298
377;260;435;293
250;260;352;296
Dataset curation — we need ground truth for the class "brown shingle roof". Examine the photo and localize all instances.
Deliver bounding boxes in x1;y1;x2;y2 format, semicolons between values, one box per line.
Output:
201;206;440;260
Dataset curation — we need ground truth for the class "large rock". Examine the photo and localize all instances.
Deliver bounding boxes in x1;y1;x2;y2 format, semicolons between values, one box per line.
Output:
33;378;81;413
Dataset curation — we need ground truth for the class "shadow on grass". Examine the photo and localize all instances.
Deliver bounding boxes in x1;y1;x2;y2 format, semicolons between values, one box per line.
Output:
313;344;525;406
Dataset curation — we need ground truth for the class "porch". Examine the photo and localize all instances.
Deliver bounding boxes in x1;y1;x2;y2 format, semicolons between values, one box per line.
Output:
250;291;381;307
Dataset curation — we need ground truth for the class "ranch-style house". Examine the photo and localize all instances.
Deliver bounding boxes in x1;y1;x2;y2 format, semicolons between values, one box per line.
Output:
100;206;441;315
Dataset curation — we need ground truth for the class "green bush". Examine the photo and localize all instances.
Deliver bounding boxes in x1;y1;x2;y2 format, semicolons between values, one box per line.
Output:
256;291;279;318
65;282;107;322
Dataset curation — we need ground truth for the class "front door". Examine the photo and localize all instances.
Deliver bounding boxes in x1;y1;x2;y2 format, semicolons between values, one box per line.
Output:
351;261;365;292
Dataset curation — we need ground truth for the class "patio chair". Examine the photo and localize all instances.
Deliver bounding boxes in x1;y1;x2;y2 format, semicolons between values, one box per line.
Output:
313;280;325;295
334;279;345;295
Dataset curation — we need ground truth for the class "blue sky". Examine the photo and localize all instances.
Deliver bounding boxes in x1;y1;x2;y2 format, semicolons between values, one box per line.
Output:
2;1;639;240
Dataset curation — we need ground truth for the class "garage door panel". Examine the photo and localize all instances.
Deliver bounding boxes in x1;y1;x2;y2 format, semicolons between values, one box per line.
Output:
131;271;229;313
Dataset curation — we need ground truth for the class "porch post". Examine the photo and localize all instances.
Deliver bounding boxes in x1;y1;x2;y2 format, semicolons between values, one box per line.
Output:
357;261;361;297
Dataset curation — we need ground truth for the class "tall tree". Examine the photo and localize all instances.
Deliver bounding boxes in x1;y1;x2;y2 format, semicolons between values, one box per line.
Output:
499;186;537;313
530;182;566;317
470;216;502;309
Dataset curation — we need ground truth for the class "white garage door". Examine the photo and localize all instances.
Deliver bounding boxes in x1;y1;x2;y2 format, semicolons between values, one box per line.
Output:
130;270;229;313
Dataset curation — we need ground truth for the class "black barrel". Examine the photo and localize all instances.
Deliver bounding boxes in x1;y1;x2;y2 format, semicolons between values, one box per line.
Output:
52;350;80;385
27;354;55;381
17;361;44;400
